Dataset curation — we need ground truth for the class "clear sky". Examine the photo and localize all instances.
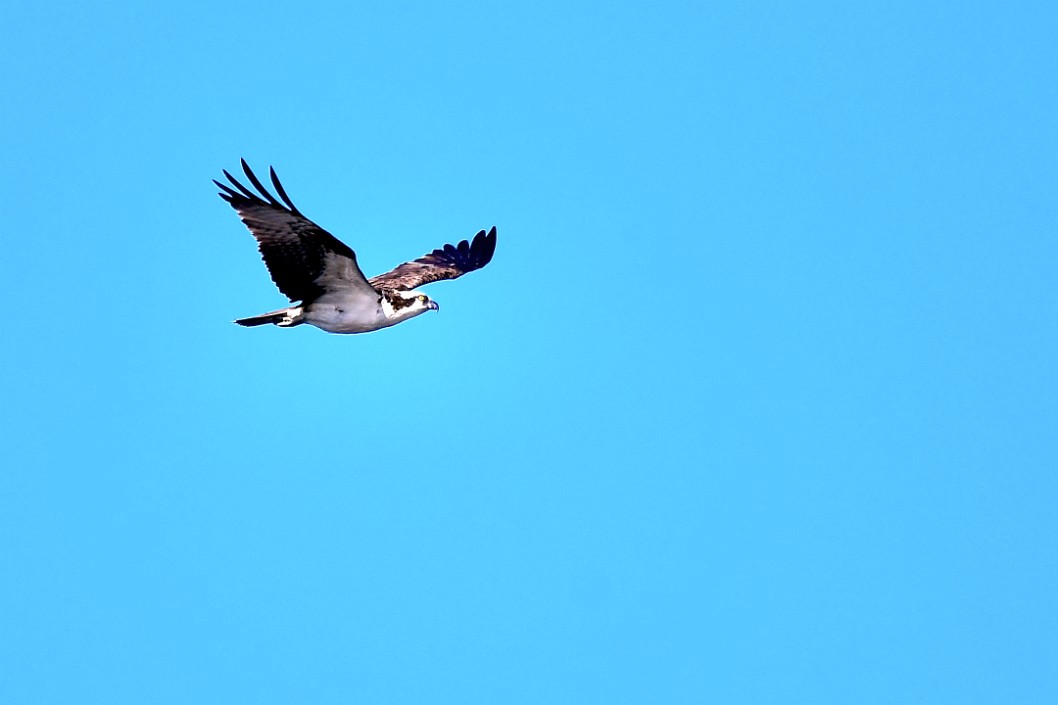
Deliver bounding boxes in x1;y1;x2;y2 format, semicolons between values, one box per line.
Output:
1;1;1055;703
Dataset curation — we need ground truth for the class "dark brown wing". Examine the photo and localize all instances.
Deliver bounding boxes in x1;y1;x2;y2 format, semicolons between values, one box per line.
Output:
368;226;497;292
216;160;377;303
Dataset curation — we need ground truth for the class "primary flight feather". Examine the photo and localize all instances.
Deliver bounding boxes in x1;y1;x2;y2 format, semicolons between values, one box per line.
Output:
216;160;497;334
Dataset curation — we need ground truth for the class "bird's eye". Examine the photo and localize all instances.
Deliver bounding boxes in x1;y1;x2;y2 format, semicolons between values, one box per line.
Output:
418;295;427;303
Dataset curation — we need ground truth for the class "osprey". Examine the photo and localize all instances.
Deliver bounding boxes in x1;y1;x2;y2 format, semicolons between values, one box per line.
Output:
216;160;497;334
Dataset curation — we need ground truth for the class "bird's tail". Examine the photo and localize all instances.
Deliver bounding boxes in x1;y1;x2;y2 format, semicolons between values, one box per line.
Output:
234;306;302;327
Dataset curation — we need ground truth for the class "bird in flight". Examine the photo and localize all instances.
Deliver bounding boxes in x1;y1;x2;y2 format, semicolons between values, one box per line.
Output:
216;160;497;334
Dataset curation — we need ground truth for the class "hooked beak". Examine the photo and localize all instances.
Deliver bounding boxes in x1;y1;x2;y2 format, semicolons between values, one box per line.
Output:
427;301;439;311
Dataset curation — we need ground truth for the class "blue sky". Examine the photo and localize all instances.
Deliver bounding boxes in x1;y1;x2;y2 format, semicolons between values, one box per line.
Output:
1;1;1055;703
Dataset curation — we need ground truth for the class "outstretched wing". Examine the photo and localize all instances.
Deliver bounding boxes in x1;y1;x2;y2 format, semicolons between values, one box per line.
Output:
216;160;378;303
369;226;497;292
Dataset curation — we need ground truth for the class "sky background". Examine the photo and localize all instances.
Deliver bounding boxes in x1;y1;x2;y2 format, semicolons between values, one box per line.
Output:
1;1;1055;703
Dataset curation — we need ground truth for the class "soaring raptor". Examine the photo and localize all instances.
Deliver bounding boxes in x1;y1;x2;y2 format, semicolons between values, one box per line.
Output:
216;160;497;333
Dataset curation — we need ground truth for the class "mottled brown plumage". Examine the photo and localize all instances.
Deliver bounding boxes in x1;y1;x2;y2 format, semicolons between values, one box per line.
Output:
369;227;498;293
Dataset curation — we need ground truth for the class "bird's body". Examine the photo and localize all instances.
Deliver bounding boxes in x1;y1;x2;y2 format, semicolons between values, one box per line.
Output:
216;160;496;334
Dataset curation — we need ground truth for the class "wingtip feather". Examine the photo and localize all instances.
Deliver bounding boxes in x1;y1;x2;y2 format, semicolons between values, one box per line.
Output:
214;179;238;201
472;226;497;267
269;165;301;215
240;160;281;206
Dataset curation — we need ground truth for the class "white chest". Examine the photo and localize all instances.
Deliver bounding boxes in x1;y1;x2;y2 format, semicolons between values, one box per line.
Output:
303;295;388;333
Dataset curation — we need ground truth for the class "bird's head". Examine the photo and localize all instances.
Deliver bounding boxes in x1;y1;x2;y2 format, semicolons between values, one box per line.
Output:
406;290;439;312
382;290;440;322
